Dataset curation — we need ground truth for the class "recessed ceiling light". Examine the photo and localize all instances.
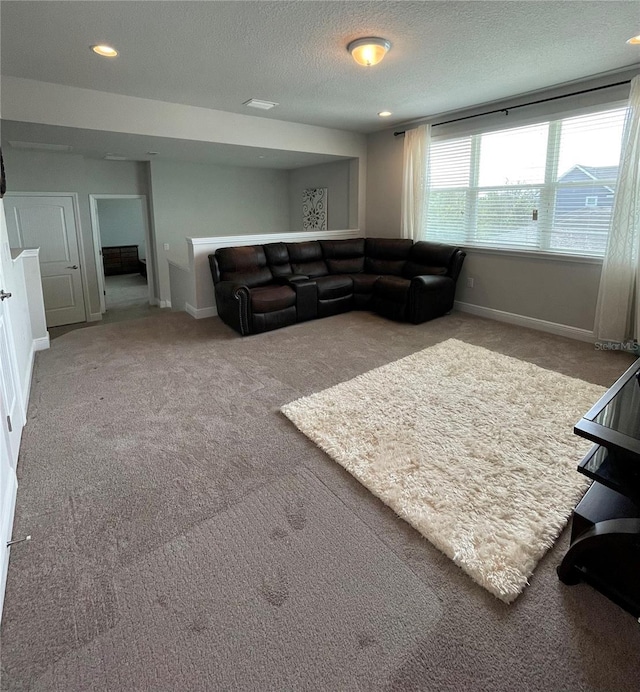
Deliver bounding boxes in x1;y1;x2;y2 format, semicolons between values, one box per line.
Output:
146;151;159;156
243;99;279;110
91;44;118;58
627;34;640;45
104;153;129;161
378;111;392;117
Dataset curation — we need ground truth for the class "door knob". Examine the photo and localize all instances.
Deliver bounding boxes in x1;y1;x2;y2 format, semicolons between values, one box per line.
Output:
67;265;78;269
0;290;12;301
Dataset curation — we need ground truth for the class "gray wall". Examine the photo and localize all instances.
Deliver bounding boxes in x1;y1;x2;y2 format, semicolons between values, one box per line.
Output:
287;160;352;231
2;148;149;318
96;198;147;259
365;128;602;331
365;130;404;237
149;159;290;304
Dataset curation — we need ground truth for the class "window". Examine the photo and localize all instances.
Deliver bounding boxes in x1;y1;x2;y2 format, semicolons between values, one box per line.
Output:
424;106;627;257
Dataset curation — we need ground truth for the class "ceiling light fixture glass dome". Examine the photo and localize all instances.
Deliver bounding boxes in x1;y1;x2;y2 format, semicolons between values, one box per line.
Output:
347;37;391;67
91;44;119;57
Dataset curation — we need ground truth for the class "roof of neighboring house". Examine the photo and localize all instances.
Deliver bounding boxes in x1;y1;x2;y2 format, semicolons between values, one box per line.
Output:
559;164;619;181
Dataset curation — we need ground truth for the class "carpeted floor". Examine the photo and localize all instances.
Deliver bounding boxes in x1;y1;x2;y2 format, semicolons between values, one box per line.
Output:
2;310;640;691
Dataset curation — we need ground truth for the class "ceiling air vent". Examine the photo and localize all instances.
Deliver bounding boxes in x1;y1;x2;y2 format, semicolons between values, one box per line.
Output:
9;141;72;152
243;99;279;110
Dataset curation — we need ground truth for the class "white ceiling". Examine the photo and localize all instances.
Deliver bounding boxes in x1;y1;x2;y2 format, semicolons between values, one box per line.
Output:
2;1;640;134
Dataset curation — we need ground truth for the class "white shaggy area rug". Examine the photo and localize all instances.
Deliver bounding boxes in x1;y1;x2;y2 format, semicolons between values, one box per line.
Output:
281;339;605;603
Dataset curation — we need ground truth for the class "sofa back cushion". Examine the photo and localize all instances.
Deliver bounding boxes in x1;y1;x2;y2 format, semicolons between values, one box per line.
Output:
286;240;328;277
264;242;292;277
403;241;457;279
365;238;413;276
215;245;273;287
320;238;365;274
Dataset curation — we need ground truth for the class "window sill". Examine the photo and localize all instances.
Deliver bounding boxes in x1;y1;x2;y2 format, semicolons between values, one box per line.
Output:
460;246;603;265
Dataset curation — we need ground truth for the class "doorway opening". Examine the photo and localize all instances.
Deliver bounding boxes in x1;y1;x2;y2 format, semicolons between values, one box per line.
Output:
89;194;158;324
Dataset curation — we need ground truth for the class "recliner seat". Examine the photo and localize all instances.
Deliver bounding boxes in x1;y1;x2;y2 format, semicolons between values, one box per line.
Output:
209;237;465;336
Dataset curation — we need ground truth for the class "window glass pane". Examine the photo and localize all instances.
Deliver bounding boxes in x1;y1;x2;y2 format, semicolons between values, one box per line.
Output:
478;124;548;186
476;188;541;248
429;137;471;188
425;190;467;243
550;187;614;256
556;108;626;182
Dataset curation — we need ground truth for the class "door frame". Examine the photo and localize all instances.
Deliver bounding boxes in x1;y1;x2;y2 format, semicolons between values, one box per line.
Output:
4;192;90;322
89;194;156;314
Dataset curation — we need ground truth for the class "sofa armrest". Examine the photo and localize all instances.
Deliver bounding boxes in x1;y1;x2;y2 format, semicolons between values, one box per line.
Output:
448;249;466;282
215;280;252;335
410;275;453;292
408;275;456;324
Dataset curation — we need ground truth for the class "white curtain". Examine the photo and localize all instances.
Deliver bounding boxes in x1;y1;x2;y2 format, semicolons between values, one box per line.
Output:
401;124;431;240
594;75;640;344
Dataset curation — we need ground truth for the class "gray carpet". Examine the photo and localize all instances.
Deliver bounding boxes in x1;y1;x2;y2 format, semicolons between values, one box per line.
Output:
2;310;640;691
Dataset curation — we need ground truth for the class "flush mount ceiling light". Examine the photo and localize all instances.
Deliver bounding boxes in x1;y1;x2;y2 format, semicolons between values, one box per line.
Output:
627;34;640;45
378;111;392;117
91;44;118;57
347;37;391;66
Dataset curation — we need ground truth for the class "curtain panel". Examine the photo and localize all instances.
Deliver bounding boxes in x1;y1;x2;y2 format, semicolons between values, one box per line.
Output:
401;124;431;240
594;75;640;344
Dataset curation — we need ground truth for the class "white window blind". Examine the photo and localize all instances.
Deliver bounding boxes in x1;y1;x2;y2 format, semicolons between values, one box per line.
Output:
424;106;627;257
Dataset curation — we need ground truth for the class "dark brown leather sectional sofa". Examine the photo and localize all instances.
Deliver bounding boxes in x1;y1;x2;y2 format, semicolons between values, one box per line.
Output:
208;237;466;336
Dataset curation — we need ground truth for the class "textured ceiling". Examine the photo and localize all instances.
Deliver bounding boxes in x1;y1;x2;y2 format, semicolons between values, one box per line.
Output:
2;1;640;134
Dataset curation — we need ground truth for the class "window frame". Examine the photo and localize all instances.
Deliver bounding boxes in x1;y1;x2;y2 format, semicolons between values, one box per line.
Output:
425;104;627;259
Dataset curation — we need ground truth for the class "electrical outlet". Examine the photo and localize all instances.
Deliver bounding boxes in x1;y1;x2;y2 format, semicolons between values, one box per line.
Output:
467;277;475;288
163;243;170;251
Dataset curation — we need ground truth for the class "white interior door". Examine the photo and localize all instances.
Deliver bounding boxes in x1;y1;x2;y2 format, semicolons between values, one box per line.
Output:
4;195;86;327
0;201;21;621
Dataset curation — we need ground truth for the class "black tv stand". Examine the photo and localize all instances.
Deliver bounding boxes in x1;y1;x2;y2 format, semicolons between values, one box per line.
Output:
558;359;640;620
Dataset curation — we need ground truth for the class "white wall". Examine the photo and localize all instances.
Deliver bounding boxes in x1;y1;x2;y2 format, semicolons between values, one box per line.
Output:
149;159;290;304
288;160;352;231
96;198;147;259
2;148;149;318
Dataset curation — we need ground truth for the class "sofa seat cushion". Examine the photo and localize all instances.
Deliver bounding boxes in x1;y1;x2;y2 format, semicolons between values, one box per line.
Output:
314;274;354;300
250;285;296;313
374;276;411;302
350;273;382;294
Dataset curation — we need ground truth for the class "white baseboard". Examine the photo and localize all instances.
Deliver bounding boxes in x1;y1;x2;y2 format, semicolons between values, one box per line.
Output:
159;300;172;309
88;312;102;322
33;335;50;351
454;301;594;343
0;467;18;624
185;303;217;319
